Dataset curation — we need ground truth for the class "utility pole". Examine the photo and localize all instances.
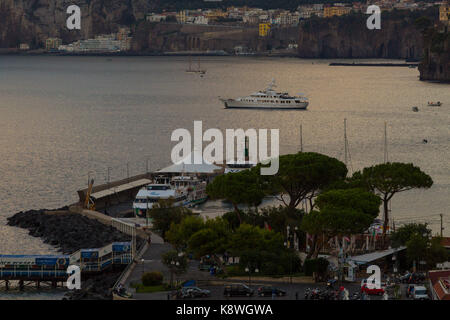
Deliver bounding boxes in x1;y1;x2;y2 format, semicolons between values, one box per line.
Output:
440;214;444;237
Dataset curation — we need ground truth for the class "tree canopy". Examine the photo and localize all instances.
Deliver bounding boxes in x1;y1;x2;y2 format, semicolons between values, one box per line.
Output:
391;223;447;268
301;188;380;257
148;199;193;239
206;169;265;222
353;162;433;236
259;152;348;210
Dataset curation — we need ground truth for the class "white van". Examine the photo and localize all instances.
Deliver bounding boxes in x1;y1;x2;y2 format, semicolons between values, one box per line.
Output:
412;286;429;300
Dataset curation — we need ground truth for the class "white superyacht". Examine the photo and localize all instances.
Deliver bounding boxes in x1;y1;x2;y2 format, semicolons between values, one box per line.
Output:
219;79;309;110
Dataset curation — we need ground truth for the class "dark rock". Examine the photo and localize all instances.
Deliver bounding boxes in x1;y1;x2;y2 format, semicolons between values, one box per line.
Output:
7;209;133;254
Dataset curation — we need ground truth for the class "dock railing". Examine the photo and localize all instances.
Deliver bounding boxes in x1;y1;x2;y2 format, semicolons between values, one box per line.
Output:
112;237;150;295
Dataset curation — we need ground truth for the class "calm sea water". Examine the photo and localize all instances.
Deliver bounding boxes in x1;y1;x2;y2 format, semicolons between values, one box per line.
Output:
0;56;449;257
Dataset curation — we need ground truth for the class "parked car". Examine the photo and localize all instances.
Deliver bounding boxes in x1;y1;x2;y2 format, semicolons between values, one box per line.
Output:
182;286;211;299
400;272;426;284
360;279;385;295
224;283;254;297
412;286;429;300
257;286;286;297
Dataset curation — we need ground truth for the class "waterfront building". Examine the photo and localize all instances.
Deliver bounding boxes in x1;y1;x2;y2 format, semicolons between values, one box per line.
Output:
204;9;228;22
274;12;300;26
19;43;30;50
177;10;188;23
146;14;167;22
323;5;352;18
243;14;260;25
258;23;271;37
440;3;450;23
297;4;324;19
45;38;62;51
193;15;209;25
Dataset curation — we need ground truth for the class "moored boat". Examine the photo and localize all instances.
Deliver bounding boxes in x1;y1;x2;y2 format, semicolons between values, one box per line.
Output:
219;79;308;110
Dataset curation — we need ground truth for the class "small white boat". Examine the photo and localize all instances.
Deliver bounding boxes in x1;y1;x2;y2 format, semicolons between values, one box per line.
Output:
428;101;442;107
219;79;309;110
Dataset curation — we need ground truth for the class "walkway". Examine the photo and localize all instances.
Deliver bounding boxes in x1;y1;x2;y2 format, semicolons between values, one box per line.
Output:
123;233;217;300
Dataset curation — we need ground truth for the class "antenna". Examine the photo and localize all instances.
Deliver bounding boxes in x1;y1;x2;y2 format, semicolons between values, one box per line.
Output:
343;119;353;175
384;122;388;163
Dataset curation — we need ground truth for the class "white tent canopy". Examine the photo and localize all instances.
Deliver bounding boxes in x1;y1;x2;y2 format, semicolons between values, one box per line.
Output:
157;150;223;174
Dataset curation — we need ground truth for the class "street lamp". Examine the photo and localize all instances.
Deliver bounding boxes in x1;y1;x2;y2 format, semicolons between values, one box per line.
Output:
245;266;259;287
170;260;176;288
284;241;293;283
141;258;145;276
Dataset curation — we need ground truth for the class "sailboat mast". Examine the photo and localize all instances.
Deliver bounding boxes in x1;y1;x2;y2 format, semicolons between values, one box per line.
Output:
344;118;348;167
384;122;388;163
300;124;303;152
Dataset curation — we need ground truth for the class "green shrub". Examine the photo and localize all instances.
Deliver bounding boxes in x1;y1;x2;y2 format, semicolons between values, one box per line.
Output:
142;271;164;286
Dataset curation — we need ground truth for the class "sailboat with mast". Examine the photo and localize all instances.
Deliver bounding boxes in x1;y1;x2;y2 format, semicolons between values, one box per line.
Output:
186;56;206;74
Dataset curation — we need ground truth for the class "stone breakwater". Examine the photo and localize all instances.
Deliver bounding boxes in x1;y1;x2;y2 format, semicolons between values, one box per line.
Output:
7;208;131;254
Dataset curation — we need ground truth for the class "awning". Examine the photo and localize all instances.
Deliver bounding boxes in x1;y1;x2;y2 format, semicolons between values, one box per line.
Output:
90;178;152;200
348;246;406;265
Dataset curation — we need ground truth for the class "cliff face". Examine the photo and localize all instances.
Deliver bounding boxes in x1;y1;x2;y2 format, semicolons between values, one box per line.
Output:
0;0;150;48
132;22;260;53
419;25;450;82
297;13;425;59
0;0;440;62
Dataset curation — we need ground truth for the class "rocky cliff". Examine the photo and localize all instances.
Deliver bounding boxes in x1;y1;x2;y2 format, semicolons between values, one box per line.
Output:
297;10;437;59
419;24;450;82
0;0;441;62
0;0;150;48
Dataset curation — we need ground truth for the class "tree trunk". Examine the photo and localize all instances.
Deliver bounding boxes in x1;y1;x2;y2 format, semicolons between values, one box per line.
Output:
307;234;321;259
312;238;321;259
233;202;242;224
288;197;297;210
306;234;316;259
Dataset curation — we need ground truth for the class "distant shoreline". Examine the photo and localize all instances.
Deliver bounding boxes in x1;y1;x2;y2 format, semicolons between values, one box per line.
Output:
0;50;286;58
0;51;421;62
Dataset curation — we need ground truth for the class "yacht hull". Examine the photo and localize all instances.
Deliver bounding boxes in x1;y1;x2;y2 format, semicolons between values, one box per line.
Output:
221;99;308;110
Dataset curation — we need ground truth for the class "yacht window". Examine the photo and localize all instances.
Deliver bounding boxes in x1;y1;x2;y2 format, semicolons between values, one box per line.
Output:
147;185;169;190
